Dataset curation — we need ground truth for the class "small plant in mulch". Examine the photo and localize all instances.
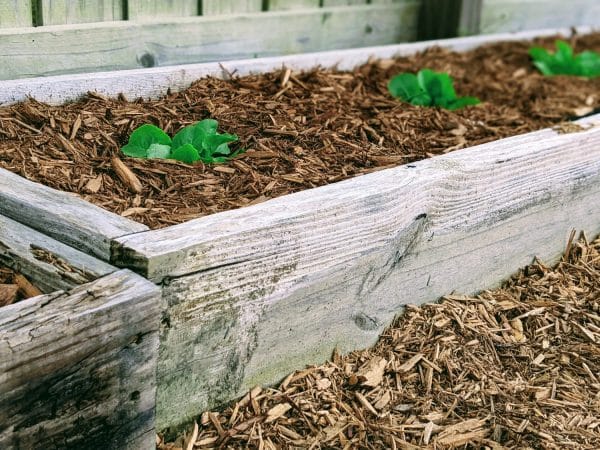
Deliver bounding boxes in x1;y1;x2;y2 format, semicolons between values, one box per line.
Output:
529;40;600;78
387;69;480;110
121;119;244;164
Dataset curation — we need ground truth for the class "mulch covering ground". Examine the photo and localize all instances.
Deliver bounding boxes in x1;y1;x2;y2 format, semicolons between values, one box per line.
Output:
1;33;600;228
158;233;600;449
0;265;42;307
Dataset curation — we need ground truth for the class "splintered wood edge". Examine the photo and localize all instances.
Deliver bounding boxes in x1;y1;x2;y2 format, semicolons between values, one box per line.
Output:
0;168;148;261
114;114;600;282
0;26;593;105
0;213;116;293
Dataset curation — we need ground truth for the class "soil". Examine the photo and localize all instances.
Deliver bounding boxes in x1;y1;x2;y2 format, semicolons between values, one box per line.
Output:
158;233;600;449
1;33;600;229
0;265;42;306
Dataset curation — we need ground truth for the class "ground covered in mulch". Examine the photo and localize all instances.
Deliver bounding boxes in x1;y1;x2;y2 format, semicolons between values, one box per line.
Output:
0;265;42;307
158;233;600;449
1;33;600;228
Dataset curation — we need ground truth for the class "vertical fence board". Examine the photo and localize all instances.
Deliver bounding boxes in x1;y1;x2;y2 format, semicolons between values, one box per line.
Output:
322;0;368;5
268;0;320;10
417;0;462;40
0;0;32;27
458;0;482;35
202;0;262;15
127;0;198;20
38;0;123;25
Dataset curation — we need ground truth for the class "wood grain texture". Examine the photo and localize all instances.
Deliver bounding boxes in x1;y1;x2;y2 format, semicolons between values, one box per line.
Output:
38;0;124;25
127;0;198;20
268;0;320;10
479;0;600;33
0;3;419;80
0;0;32;28
0;25;587;106
0;214;115;293
145;118;600;427
0;168;148;261
323;0;368;5
202;0;262;15
0;270;160;449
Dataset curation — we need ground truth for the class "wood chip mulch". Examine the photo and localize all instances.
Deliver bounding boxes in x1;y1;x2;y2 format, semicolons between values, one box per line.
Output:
0;265;43;307
158;233;600;450
1;33;600;229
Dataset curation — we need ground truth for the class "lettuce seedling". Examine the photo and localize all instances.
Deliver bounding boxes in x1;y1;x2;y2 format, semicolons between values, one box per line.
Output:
121;119;243;164
388;69;480;110
529;40;600;78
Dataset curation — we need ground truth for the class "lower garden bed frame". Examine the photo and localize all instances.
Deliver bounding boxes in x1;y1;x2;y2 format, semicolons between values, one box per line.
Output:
0;214;160;449
1;27;599;437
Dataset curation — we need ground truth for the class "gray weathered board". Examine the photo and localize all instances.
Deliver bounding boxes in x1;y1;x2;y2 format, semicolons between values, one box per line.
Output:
0;3;419;80
1;29;599;431
0;267;161;449
0;214;115;293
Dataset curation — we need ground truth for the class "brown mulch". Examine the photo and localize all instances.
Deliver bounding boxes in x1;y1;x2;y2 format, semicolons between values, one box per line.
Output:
0;265;43;307
1;34;600;229
158;233;600;449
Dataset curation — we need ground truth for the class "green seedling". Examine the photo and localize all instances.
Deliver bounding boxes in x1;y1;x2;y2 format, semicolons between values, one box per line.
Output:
529;40;600;78
388;69;480;110
121;119;243;164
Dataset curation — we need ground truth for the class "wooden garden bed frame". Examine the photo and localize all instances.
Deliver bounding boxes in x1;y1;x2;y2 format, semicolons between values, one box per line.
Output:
0;214;160;449
1;27;599;432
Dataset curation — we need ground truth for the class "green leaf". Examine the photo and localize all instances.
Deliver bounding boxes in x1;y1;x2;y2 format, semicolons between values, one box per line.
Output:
196;119;218;135
417;69;456;105
203;133;239;153
146;143;172;159
389;69;478;110
171;144;200;164
529;40;600;78
172;125;197;150
121;124;171;158
447;96;480;110
388;73;426;102
575;51;600;77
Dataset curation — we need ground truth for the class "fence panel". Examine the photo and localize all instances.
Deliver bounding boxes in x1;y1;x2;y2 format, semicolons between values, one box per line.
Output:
127;0;198;20
0;0;32;28
268;0;320;10
37;0;123;25
202;0;263;15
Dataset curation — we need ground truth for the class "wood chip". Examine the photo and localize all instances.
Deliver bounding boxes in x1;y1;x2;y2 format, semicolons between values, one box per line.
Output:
111;157;142;193
0;284;19;306
356;356;387;387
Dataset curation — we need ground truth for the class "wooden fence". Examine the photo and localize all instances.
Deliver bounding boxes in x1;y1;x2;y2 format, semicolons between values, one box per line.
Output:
0;0;598;80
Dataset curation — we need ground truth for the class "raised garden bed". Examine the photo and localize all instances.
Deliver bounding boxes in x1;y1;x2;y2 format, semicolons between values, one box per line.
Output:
1;27;600;434
0;214;160;448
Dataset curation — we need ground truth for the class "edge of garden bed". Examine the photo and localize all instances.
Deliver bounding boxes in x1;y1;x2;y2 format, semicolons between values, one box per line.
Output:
0;26;595;106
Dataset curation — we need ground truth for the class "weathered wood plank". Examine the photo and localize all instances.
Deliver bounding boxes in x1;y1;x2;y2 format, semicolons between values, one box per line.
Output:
129;118;600;428
267;0;320;10
458;0;482;35
0;270;160;449
0;168;148;261
0;0;32;28
202;0;263;15
0;3;419;80
479;0;600;33
0;25;585;106
38;0;124;25
0;214;115;293
323;0;367;5
127;0;198;20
